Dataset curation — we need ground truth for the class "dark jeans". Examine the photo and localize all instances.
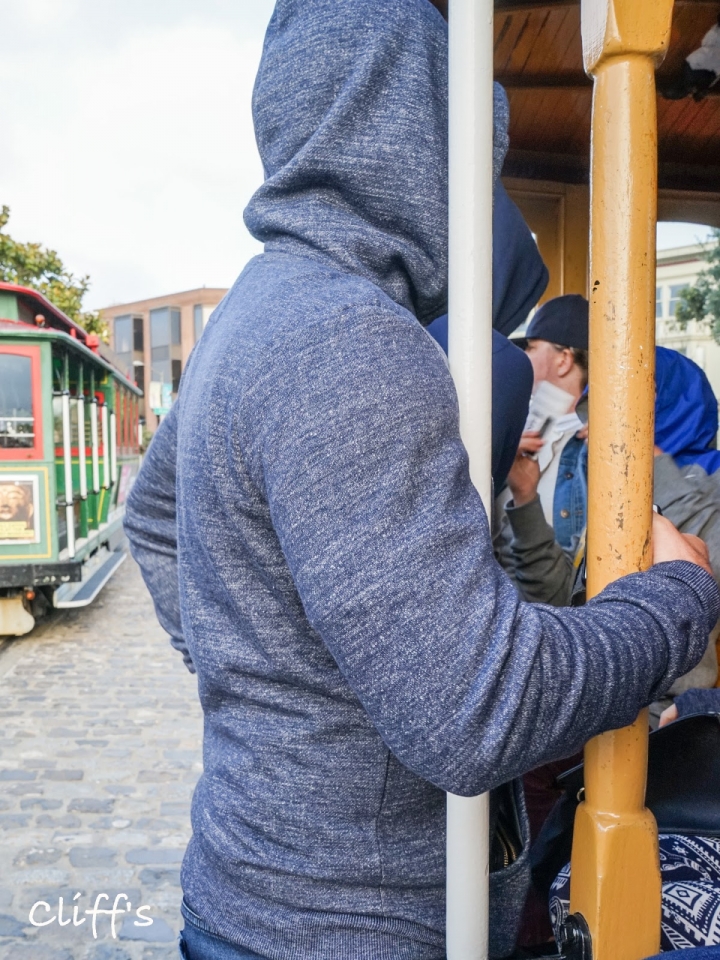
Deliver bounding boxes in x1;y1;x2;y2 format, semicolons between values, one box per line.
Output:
179;904;268;960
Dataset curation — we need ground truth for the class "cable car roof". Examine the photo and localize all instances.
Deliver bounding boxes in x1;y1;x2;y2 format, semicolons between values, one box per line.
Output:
0;282;142;395
0;280;92;343
497;0;720;201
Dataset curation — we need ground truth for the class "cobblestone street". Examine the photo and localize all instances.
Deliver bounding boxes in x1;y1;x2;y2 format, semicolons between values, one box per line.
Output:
0;557;202;960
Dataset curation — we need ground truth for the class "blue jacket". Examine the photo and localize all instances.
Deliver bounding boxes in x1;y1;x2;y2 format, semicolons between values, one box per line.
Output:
124;2;720;957
426;182;546;493
426;322;534;493
655;345;720;475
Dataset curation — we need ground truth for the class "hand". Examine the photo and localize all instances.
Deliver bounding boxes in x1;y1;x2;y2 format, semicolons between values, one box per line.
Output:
658;703;678;728
654;445;664;457
517;430;545;457
507;449;541;508
652;512;714;578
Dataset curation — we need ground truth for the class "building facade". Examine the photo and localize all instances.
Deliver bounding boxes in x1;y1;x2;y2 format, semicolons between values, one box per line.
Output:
100;287;227;431
656;243;720;396
99;245;716;432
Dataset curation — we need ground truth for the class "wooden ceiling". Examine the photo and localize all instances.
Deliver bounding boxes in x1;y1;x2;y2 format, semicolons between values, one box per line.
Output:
495;0;720;191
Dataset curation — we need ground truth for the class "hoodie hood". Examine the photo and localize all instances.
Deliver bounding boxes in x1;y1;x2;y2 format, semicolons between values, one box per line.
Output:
424;182;549;350
244;0;510;325
492;182;548;336
655;345;720;474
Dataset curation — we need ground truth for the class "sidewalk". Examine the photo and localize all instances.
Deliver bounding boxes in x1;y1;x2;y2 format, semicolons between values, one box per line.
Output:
0;557;202;960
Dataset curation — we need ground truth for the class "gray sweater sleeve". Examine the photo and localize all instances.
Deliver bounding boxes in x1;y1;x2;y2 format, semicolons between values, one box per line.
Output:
653;453;720;693
503;496;575;606
123;405;194;673
654;454;720;580
247;315;720;795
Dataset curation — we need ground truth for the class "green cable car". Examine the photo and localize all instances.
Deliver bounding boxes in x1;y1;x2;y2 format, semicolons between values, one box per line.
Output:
0;282;143;636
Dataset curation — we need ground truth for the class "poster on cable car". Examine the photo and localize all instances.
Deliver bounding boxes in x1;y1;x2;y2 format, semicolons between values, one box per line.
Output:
0;474;40;545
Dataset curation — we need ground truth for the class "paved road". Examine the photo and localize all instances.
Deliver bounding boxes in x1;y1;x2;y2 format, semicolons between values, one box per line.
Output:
0;556;202;960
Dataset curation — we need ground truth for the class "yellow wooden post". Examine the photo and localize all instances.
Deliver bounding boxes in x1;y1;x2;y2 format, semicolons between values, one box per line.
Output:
568;2;674;959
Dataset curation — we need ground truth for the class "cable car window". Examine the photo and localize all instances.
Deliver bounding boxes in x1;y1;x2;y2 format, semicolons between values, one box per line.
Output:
0;354;34;449
70;397;79;448
53;397;63;447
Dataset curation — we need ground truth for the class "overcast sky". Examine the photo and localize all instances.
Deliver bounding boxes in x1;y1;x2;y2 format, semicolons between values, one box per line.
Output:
1;1;713;312
2;0;274;310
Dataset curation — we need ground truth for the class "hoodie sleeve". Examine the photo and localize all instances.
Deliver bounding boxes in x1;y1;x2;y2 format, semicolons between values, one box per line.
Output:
247;310;720;796
123;405;195;673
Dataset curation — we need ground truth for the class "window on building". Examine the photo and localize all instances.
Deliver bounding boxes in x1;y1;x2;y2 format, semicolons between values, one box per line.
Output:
150;307;170;350
194;304;204;342
150;306;182;395
668;284;686;320
133;316;144;352
134;363;145;396
150;307;171;386
114;315;132;354
656;287;663;319
114;314;136;379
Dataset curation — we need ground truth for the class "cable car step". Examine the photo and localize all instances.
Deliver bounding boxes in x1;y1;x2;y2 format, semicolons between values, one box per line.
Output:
53;547;127;608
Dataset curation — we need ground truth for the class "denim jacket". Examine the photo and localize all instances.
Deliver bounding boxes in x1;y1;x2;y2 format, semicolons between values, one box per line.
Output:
552;436;588;558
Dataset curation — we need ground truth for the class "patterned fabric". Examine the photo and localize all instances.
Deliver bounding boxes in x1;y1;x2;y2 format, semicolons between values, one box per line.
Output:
550;835;720;951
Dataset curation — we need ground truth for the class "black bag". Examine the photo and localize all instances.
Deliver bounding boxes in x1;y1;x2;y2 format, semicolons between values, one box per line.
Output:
531;713;720;899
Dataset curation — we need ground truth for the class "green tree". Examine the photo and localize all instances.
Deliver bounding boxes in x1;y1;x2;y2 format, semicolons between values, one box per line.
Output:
675;228;720;345
0;205;107;339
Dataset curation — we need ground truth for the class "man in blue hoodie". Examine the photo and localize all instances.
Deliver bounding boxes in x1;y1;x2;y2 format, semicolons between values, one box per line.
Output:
426;181;548;493
124;2;719;958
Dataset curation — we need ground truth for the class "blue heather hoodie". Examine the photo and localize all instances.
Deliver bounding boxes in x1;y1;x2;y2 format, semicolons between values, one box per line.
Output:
124;1;720;958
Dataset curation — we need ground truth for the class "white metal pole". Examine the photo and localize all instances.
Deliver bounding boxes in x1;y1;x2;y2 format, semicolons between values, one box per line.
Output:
101;404;111;490
77;395;87;500
90;399;100;494
61;391;76;559
110;411;118;486
446;0;494;955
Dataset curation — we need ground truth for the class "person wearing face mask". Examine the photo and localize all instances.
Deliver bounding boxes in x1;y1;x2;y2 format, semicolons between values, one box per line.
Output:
499;340;720;654
494;294;589;595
